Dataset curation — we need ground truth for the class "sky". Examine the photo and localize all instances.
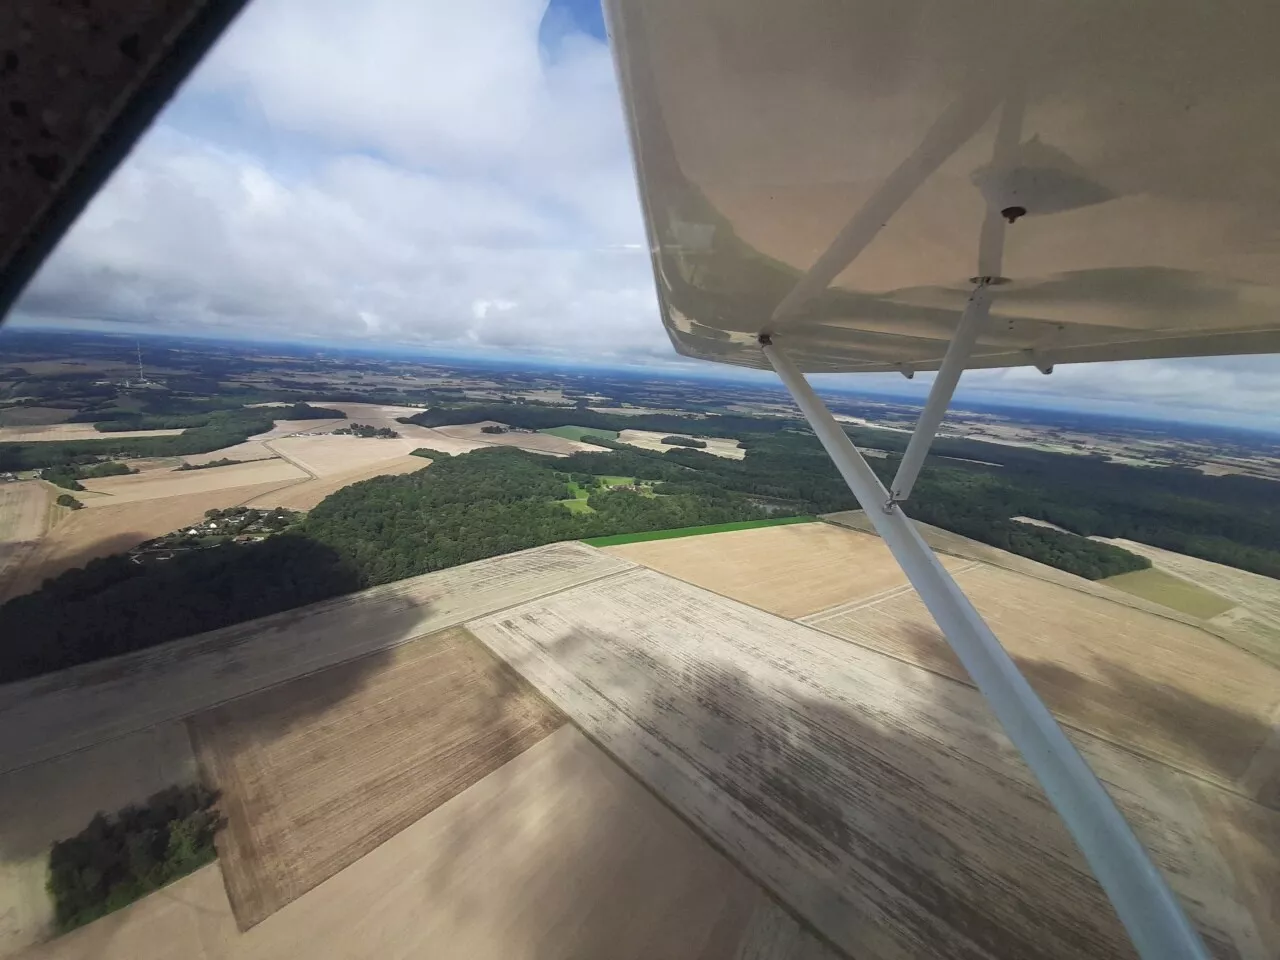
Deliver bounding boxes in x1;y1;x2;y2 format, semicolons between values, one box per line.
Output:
5;0;1279;429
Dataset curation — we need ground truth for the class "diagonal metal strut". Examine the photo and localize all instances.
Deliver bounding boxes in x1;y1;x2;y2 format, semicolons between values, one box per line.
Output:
760;336;1209;960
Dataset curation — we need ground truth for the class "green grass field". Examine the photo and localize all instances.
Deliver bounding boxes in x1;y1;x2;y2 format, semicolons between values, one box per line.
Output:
597;475;635;486
1101;567;1236;619
537;425;620;442
582;515;817;547
558;498;595;514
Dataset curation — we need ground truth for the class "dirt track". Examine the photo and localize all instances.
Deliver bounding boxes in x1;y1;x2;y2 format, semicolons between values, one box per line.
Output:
0;425;183;442
243;455;428;511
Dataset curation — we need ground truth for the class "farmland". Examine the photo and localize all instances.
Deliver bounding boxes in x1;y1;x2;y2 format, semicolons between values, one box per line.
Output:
191;627;563;927
1102;567;1236;618
470;564;1276;960
430;421;602;455
1;527;1276;959
0;482;49;583
0;479;307;604
0;724;197;956
0;424;183;443
617;428;745;459
806;561;1280;795
79;458;308;504
17;729;831;960
601;520;965;616
537;424;619;442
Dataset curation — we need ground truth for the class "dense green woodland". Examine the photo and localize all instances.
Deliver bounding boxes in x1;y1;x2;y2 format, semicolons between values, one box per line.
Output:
47;784;220;932
1;399;1276;683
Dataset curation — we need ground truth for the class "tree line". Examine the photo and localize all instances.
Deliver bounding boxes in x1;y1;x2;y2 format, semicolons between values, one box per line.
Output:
47;783;221;933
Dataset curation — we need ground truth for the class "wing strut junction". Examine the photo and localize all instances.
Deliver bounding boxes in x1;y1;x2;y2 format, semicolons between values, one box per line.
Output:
602;1;1280;956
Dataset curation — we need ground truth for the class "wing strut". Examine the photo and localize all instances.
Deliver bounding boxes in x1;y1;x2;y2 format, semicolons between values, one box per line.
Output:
758;332;1210;960
890;280;993;503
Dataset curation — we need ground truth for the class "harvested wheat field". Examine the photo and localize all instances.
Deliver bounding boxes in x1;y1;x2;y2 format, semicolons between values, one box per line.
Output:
77;458;307;504
824;510;1239;630
617;428;745;459
806;562;1280;798
181;441;277;465
0;479;308;604
243;455;428;511
20;728;836;960
0;542;634;774
0;724;196;958
0;482;49;582
191;626;564;928
265;434;425;477
470;566;1274;960
0;424;183;443
431;421;593;455
605;521;972;618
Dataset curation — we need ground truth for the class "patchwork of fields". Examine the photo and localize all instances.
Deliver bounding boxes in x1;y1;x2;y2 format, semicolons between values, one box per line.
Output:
2;518;1277;959
0;405;450;604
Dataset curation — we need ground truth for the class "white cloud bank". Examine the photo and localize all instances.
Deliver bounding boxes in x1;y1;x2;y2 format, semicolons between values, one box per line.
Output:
8;0;1280;427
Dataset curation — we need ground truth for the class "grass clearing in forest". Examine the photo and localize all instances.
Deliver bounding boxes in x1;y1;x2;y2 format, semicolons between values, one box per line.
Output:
537;425;619;442
1101;567;1236;619
583;514;815;547
558;498;595;514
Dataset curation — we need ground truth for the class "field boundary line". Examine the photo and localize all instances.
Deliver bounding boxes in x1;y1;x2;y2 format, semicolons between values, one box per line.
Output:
800;614;1268;810
799;561;983;624
820;514;1280;668
1;549;641;775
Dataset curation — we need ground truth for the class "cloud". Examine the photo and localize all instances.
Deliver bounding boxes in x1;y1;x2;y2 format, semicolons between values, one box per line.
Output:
7;0;1279;427
15;0;662;359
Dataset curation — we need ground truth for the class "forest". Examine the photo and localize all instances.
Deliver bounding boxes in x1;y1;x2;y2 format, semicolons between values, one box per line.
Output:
47;783;221;932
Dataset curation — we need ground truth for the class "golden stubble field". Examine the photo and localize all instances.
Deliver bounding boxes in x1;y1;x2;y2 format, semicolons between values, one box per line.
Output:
18;728;833;960
0;424;183;443
78;459;308;504
190;626;564;928
605;522;973;619
0;482;50;585
807;562;1280;799
470;565;1278;960
243;455;428;511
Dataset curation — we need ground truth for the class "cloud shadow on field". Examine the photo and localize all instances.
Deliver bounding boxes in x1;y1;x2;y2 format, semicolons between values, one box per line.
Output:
888;620;1274;790
414;610;1271;960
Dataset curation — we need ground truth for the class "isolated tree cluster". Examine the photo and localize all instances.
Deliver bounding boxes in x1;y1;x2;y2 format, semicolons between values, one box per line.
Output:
47;784;222;933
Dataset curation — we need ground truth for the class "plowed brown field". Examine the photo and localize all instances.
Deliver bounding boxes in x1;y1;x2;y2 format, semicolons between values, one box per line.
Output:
190;627;564;928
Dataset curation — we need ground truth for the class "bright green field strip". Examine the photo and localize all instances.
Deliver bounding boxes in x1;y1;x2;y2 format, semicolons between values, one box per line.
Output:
597;475;635;486
558;498;596;514
538;425;620;442
1101;567;1236;619
582;515;816;547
